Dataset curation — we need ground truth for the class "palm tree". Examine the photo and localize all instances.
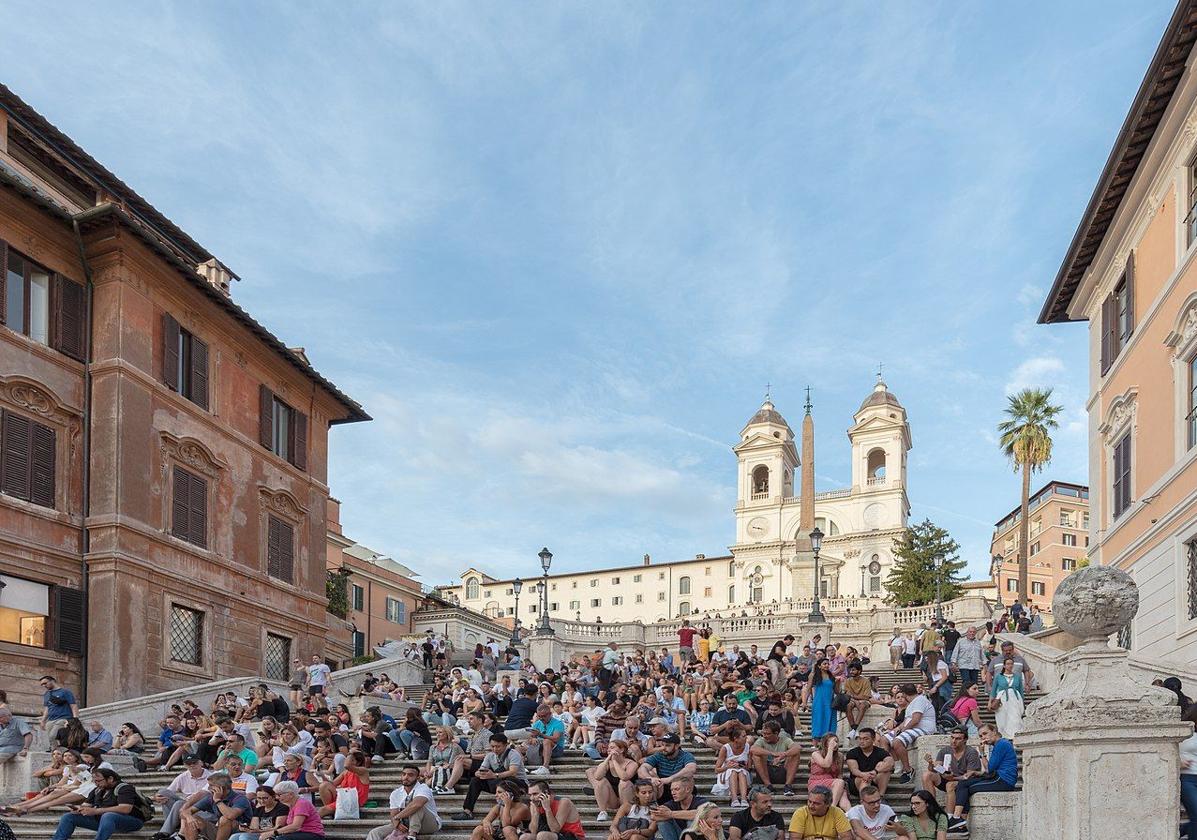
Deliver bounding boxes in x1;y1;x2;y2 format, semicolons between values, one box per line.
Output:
998;388;1064;607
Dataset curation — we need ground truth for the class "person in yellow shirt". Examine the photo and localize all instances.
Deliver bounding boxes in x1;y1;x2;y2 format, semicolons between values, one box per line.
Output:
786;786;852;839
696;629;711;663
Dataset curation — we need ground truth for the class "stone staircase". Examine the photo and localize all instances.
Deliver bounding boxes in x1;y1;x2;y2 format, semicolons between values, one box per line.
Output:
2;668;1035;840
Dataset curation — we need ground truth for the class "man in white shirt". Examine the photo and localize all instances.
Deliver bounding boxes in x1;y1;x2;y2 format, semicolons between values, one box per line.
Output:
901;634;918;669
152;756;212;840
367;766;440;838
487;638;501;659
845;784;896;839
306;655;332;698
881;684;935;783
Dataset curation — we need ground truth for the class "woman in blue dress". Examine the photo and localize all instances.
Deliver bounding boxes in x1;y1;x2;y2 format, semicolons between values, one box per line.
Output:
806;657;839;739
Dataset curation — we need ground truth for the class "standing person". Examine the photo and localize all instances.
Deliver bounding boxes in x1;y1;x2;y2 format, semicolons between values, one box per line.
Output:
987;659;1025;739
920;652;952;713
39;675;79;737
805;660;838;740
289;660;307;711
1178;705;1197;840
944;725;1017;833
678;621;698;665
522;779;583;840
306;657;331;702
727;786;785;840
257;780;324;840
845;784;895;840
900;635;917;670
888;631;904;672
365;766;440;839
422;635;435;671
948;628;983;693
842;663;872;739
48;768;147;840
940;623;960;666
765;636;792;688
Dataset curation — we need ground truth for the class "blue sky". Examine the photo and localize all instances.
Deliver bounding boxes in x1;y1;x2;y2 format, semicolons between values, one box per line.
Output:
1;2;1173;585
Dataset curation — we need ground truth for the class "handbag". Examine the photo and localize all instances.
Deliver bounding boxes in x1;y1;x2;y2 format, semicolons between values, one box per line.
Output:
831;692;851;713
334;787;360;820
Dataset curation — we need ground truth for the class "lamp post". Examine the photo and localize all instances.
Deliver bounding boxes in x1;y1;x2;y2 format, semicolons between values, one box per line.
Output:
934;554;945;623
537;547;555;635
860;564;867;598
510;578;523;647
991;554;1004;609
807;527;825;622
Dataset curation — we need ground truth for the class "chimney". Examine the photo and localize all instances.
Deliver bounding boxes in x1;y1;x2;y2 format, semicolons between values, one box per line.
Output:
197;258;234;296
643;554;651;566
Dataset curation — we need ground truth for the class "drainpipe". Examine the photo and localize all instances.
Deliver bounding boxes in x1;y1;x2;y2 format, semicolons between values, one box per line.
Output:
70;217;94;707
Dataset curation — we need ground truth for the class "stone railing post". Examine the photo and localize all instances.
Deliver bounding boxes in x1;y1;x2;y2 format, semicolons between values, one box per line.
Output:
1017;566;1190;838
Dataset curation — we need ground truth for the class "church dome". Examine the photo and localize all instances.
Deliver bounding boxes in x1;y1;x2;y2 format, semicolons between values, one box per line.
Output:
746;398;790;429
859;377;903;412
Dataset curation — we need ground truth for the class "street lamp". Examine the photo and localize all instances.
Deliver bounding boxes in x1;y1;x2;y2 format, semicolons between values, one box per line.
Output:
860;564;867;598
991;554;1004;608
807;527;825;622
510;578;523;647
537;547;555;635
934;554;945;623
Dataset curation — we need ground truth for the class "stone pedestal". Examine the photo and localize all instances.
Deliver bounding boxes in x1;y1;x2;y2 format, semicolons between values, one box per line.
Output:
0;751;37;801
800;620;832;649
528;634;566;672
1016;565;1191;839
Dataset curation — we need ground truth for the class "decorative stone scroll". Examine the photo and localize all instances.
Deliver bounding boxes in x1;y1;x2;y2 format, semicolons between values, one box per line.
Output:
1098;389;1137;442
159;432;225;479
258;486;307;522
0;375;80;427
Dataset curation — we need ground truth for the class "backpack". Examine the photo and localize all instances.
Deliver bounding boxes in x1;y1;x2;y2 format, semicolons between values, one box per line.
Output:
116;783;153;822
935;709;961;735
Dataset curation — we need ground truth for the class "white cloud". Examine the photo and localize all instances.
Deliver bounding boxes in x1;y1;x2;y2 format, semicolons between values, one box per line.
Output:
1004;356;1066;395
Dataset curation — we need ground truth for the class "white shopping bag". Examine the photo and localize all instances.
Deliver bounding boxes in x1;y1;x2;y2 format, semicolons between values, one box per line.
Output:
334;787;360;820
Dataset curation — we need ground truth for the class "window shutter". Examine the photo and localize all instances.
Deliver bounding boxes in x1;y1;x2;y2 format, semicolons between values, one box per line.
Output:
52;275;86;362
267;516;294;582
53;586;86;655
259;385;274;449
190;335;209;410
1125;251;1135;338
171;467;191;541
1;411;32;501
188;472;207;548
290;409;307;471
1100;295;1113;375
163;313;181;390
30;421;55;508
0;240;7;326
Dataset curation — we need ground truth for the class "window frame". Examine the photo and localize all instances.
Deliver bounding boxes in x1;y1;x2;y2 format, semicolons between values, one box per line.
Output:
0;408;56;509
266;514;295;583
678;576;691;595
352;584;365;612
168;603;204;667
1112;432;1133;520
170;466;208;549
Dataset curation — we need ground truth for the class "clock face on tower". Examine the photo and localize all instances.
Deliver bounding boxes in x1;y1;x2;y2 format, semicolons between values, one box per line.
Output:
747;517;770;541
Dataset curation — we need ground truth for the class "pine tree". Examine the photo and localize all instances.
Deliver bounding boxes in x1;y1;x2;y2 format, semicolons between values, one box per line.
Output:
884;518;967;606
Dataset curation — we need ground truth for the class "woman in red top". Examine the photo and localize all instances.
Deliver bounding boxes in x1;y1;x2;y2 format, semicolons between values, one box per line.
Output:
316;750;370;817
523;780;584;840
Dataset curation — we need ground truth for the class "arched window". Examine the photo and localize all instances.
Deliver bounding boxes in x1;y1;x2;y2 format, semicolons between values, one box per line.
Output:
679;601;691;616
728;560;735;577
679;576;691;595
751;465;769;497
867;448;887;482
483;602;500;618
813;517;840;537
728;585;735;603
465;577;480;600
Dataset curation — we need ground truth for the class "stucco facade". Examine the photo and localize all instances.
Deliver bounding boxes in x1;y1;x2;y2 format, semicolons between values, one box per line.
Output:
443;380;911;624
1039;1;1197;667
0;87;367;713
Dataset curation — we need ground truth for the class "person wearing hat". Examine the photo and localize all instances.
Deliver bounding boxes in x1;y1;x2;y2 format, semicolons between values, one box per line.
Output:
151;755;212;840
637;733;697;802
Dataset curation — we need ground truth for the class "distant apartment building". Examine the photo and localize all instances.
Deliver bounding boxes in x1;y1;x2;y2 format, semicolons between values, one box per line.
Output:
325;498;420;661
989;481;1089;610
0;85;368;711
1039;1;1197;662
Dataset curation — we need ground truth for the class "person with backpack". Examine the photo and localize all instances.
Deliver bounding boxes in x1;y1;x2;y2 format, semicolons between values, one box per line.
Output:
50;768;148;840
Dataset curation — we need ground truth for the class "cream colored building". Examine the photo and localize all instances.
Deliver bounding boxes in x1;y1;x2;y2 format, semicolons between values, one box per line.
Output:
441;379;912;624
1039;1;1197;664
988;481;1089;611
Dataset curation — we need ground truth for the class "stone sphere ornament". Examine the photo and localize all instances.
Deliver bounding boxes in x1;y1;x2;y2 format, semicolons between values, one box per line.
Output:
1051;564;1139;644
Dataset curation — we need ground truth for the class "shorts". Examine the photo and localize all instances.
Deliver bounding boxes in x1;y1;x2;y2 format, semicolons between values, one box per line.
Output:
885;727;928;748
679;646;693;659
290;684;302;692
766;764;787;784
309;685;326;696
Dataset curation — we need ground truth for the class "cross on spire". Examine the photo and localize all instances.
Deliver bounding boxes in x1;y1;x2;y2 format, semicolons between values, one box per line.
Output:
876;362;884;382
765;382;771;402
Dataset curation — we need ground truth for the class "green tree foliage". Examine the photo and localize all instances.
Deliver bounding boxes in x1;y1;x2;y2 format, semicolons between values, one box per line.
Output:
884;518;967;606
326;568;351;618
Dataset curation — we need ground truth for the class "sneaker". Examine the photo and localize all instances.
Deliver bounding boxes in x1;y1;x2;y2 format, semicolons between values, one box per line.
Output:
530;766;551;776
946;817;968;834
133;758;148;773
895;772;912;784
781;785;795;797
848;729;857;740
596;811;610;822
454;812;473;821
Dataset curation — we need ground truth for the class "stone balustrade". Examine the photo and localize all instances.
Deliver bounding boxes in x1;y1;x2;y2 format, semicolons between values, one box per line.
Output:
412;605;513;655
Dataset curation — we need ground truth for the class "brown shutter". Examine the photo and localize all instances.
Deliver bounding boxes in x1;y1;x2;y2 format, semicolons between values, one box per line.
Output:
0;240;7;326
267;515;281;578
1124;251;1135;339
1100;295;1113;375
52;275;86;362
171;467;191;540
188;472;207;548
30;420;55;508
190;335;209;410
259;385;274;449
163;313;181;390
1;411;32;501
53;586;86;655
290;409;307;471
279;519;295;582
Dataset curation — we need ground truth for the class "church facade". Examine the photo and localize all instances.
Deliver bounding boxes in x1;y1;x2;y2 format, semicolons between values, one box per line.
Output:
442;378;911;624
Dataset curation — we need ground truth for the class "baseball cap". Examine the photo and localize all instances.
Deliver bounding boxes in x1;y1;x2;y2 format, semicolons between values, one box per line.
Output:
661;733;681;744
